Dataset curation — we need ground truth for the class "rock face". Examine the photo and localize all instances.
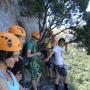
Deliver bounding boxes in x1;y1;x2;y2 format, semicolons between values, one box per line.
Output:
0;0;16;32
0;0;39;38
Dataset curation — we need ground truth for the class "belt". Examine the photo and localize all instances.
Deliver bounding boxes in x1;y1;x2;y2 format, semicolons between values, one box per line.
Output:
56;65;65;67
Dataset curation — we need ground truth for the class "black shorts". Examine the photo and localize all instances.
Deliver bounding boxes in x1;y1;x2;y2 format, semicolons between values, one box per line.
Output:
56;66;67;77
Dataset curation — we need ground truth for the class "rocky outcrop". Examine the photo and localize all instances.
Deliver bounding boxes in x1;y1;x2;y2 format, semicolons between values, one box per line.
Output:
0;0;39;39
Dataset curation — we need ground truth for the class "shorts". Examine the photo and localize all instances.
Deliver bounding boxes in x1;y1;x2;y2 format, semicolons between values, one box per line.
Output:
45;60;53;68
56;66;67;77
29;61;41;80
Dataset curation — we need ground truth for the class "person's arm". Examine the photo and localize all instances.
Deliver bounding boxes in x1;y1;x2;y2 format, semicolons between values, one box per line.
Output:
27;49;41;58
26;42;41;58
0;78;8;90
44;51;54;62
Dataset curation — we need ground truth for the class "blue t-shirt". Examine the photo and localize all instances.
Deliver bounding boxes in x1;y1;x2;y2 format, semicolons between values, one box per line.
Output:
0;70;19;90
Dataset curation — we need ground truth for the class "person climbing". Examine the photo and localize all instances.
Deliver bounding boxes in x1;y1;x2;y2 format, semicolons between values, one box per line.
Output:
45;38;69;90
0;32;22;90
26;31;42;90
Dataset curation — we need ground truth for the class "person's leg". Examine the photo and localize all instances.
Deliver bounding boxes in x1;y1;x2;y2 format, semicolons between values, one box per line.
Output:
62;67;69;90
47;66;49;77
32;80;37;90
34;62;42;88
36;73;42;86
64;76;68;90
48;50;53;78
47;61;54;78
55;71;60;90
45;62;50;77
31;63;38;90
57;66;69;90
48;67;53;78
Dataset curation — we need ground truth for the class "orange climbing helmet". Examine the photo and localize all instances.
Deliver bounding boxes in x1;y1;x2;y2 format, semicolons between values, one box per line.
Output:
0;32;22;52
32;32;40;40
8;25;26;37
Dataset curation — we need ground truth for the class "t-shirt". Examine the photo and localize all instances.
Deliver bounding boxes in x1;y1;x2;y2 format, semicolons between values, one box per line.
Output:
0;70;19;90
53;45;64;65
26;39;37;61
45;38;52;49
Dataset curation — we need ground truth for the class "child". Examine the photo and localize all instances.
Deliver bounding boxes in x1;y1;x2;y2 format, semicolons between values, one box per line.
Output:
26;32;42;90
45;38;69;90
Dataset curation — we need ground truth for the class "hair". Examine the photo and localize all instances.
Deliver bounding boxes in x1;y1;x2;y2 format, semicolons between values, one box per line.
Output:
16;35;22;38
0;50;13;62
32;36;39;40
58;38;65;44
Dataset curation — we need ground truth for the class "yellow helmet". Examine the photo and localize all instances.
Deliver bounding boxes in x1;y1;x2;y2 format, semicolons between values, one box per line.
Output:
32;32;40;40
8;25;26;37
0;32;22;52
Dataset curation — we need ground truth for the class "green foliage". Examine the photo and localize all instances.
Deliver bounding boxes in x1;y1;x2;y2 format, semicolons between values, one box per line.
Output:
19;0;90;54
77;2;90;55
84;12;90;54
19;0;82;29
19;0;45;17
74;0;89;12
65;46;90;90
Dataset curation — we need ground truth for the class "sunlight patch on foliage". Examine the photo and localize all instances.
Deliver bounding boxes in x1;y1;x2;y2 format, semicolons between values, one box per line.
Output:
65;46;90;90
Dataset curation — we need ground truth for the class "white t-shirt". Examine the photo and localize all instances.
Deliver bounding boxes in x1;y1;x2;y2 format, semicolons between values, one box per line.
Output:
53;45;64;65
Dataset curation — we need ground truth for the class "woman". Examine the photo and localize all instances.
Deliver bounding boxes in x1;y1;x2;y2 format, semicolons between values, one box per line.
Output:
8;25;26;82
0;32;22;90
